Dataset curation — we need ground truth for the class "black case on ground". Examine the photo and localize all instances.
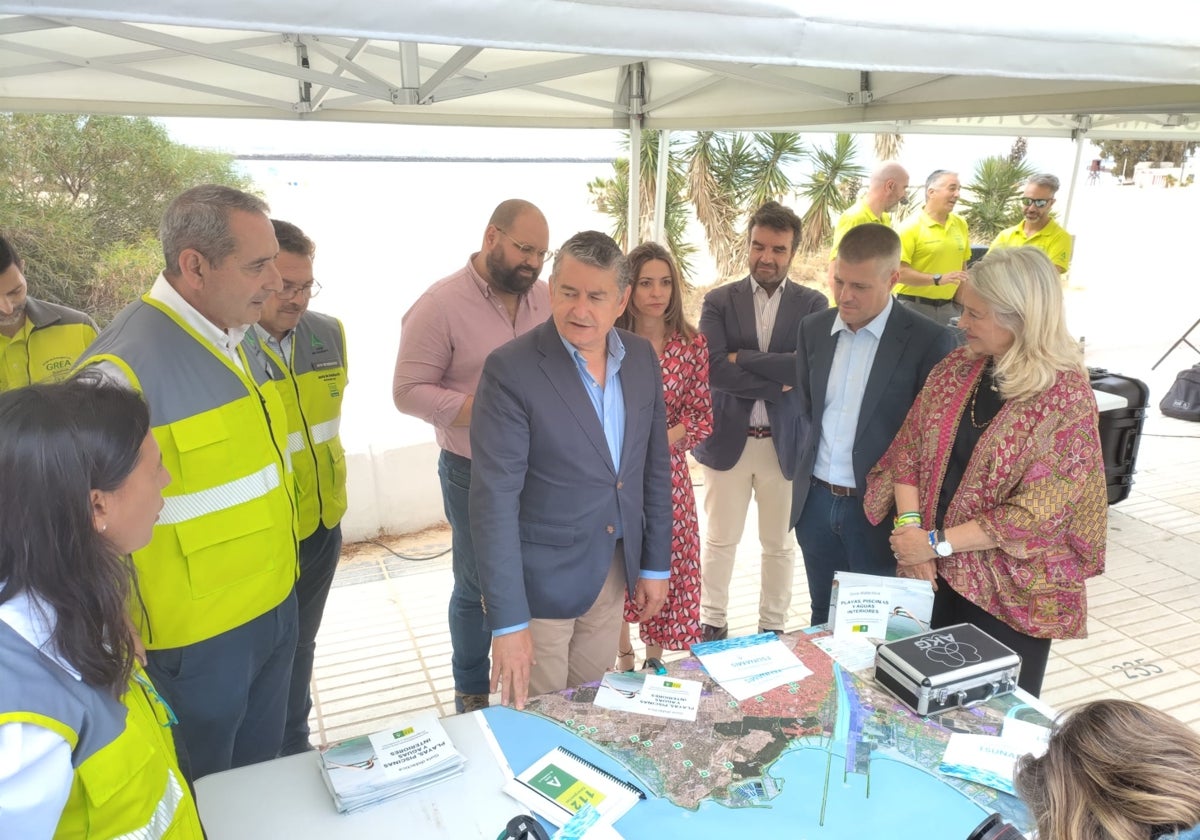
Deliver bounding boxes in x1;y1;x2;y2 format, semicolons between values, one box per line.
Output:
874;623;1021;717
1088;367;1149;505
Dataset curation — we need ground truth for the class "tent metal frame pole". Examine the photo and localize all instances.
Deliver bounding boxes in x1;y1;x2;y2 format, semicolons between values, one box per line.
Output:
653;129;670;244
627;65;644;249
1063;132;1085;229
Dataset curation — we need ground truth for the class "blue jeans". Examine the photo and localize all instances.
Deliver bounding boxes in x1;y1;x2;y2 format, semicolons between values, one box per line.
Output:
282;521;343;755
439;450;491;696
795;479;894;626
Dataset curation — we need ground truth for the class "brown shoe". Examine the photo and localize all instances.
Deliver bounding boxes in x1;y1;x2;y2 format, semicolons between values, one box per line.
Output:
701;623;728;642
454;691;490;714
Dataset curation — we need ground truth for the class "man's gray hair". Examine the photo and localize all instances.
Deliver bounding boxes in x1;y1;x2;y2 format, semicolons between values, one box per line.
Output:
551;230;631;293
160;184;270;276
1026;173;1061;194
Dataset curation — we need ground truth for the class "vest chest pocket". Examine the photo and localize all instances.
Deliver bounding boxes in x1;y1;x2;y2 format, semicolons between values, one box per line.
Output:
71;719;161;836
175;495;284;598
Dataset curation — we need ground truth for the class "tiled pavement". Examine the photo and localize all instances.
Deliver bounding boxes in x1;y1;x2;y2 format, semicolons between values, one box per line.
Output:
306;407;1200;746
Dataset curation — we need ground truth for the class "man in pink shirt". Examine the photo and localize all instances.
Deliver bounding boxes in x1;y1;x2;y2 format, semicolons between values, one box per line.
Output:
393;199;552;713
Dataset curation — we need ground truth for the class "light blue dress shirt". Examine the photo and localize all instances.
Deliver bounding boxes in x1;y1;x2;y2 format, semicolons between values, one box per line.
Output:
813;297;894;488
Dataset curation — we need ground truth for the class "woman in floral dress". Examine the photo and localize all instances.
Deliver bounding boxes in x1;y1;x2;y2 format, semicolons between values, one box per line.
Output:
615;242;712;670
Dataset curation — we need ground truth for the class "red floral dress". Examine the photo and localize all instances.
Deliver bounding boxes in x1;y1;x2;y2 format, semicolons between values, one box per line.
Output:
623;330;713;649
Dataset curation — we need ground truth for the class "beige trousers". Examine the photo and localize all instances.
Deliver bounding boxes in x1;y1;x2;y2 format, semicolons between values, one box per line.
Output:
700;437;795;631
528;544;627;696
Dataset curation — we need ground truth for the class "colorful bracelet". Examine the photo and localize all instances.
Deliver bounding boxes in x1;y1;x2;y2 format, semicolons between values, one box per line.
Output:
893;511;922;528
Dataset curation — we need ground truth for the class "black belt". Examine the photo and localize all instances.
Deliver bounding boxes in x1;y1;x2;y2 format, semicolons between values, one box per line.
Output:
747;426;772;439
897;293;955;308
813;476;856;497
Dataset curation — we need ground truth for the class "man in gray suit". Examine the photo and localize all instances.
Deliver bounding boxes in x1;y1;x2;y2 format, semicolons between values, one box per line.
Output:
695;201;828;640
792;223;956;625
470;231;672;709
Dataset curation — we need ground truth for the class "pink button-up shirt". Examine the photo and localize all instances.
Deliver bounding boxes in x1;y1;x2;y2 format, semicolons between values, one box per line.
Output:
392;257;550;458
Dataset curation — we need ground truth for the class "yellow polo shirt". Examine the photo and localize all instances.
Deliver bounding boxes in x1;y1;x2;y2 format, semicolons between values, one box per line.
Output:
829;199;891;260
896;210;970;301
990;218;1072;273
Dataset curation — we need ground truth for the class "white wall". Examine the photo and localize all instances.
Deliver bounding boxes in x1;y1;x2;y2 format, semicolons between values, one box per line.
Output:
340;442;445;542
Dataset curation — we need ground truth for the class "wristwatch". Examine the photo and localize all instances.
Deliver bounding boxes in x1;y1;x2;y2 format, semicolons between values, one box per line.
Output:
932;274;943;286
929;529;953;557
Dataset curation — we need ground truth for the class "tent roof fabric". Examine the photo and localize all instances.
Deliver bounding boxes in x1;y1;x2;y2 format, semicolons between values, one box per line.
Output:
2;1;1199;138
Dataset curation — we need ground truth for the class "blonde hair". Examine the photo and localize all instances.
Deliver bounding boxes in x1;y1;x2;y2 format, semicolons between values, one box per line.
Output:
965;246;1085;402
1014;700;1200;840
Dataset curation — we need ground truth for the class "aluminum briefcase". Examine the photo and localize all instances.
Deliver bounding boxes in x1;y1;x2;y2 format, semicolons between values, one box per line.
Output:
873;623;1021;716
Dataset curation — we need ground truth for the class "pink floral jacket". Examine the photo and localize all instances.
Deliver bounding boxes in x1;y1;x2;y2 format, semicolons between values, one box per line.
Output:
864;348;1107;639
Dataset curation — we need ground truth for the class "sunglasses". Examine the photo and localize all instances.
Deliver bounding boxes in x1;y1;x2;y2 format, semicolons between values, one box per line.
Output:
1020;198;1051;208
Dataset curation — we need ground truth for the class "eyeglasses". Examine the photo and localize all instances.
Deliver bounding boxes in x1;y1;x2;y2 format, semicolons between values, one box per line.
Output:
1020;198;1052;208
277;280;321;300
134;672;179;727
496;227;553;262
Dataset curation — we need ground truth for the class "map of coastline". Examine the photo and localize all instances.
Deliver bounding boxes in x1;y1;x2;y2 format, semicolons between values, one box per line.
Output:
485;630;1045;838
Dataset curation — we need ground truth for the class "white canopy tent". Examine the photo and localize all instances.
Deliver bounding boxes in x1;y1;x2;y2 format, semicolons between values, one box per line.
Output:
3;1;1200;230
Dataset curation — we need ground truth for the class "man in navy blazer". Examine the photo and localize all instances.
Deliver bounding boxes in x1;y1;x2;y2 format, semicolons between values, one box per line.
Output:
694;201;829;640
791;223;955;625
470;231;672;708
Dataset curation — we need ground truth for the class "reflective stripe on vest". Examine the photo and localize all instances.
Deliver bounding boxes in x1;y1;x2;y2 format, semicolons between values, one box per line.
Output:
80;297;297;648
310;416;340;445
157;463;282;526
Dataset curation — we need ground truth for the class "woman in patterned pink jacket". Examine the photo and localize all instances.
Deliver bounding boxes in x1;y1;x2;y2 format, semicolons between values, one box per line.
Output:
864;247;1106;696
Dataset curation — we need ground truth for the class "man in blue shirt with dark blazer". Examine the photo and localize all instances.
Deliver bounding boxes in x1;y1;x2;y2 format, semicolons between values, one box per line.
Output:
471;231;672;709
792;223;955;625
694;202;828;640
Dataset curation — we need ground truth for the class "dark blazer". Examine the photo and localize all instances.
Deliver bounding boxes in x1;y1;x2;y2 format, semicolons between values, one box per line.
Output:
693;277;829;477
469;319;673;631
790;301;956;527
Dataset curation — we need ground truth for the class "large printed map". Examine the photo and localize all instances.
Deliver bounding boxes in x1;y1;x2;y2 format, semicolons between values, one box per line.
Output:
483;630;1046;839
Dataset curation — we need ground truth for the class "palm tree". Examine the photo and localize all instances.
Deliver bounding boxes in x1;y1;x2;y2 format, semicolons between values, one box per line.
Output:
798;133;865;254
586;134;697;277
874;132;903;162
960;156;1036;243
590;131;805;283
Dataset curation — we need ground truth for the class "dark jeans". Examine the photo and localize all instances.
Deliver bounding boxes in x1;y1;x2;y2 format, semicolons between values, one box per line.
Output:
281;521;343;755
795;479;894;625
931;577;1051;697
147;589;298;781
439;449;491;696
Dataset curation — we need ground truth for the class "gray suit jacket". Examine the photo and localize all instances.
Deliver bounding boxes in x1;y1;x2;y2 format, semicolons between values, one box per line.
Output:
693;276;829;477
469;318;673;630
790;301;956;527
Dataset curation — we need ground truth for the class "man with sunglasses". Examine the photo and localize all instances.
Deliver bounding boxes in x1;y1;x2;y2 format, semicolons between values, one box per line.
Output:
393;199;551;714
989;174;1073;273
250;219;348;756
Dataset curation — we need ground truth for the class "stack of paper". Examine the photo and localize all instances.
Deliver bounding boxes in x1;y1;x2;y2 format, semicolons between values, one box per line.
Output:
829;571;934;642
691;633;812;700
319;710;466;814
593;671;703;721
938;718;1052;794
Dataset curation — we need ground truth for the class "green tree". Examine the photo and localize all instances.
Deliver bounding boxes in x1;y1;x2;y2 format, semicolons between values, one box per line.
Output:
0;113;251;324
589;131;804;283
586;131;697;278
959;156;1036;243
1092;139;1197;180
798;134;865;254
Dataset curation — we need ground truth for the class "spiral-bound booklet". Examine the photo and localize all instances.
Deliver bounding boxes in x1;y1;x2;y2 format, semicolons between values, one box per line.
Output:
503;745;643;828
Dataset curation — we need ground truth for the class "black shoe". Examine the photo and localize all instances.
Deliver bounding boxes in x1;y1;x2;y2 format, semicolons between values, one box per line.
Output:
643;657;667;675
454;691;491;714
701;623;728;642
758;627;783;636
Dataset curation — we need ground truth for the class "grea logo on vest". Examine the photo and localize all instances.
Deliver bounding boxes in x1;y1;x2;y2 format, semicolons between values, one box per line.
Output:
42;356;73;373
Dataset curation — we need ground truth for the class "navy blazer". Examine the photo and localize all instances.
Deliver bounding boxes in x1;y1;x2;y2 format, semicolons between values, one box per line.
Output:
693;276;829;477
790;301;956;527
469;319;673;630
